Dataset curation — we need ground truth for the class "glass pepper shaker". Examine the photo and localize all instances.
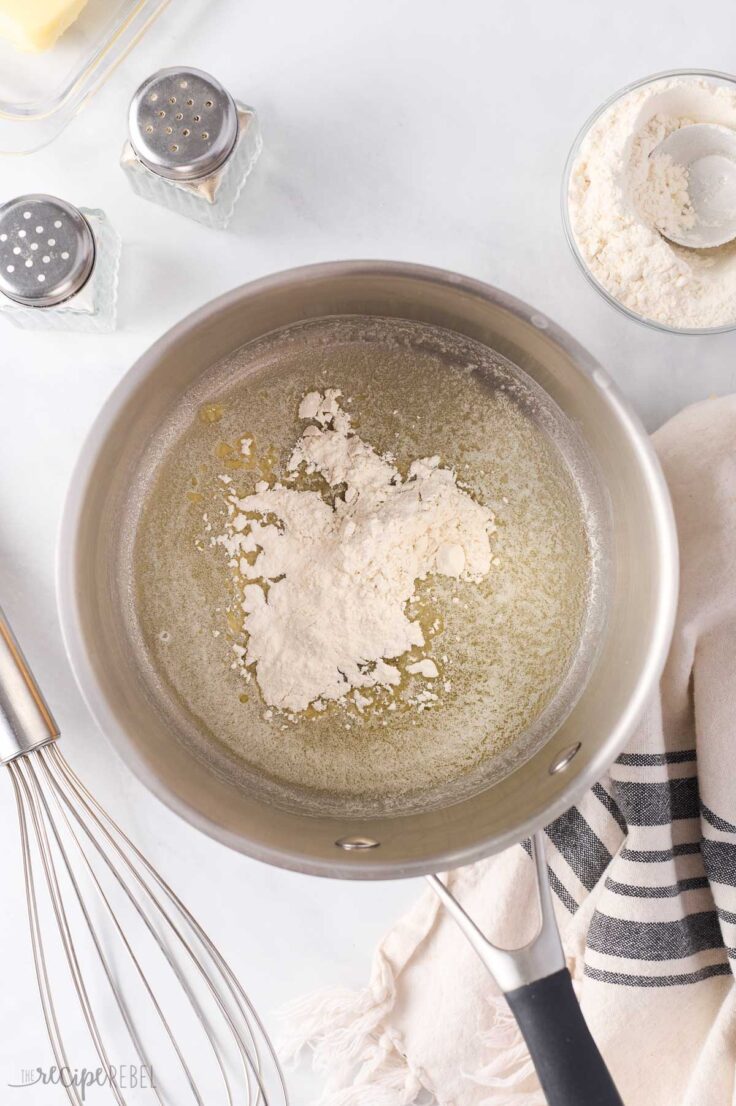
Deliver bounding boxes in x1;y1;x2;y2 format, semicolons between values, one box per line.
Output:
121;67;262;230
0;194;120;333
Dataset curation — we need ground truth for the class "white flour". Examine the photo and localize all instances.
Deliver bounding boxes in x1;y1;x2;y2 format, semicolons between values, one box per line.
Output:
217;390;495;712
630;150;694;241
568;76;736;329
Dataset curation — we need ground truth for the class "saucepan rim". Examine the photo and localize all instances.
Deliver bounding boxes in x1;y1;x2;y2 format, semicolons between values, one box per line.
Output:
56;260;679;878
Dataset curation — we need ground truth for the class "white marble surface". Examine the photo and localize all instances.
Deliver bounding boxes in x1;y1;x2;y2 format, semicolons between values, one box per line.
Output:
0;0;734;1101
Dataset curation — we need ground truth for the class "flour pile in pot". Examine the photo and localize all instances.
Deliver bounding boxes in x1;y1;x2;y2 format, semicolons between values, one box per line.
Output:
131;318;598;815
216;388;496;714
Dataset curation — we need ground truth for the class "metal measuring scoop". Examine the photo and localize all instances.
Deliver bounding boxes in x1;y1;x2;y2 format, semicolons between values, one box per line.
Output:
653;123;736;248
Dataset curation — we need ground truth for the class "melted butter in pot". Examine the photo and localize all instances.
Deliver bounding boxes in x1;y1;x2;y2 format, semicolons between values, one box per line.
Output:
130;318;602;816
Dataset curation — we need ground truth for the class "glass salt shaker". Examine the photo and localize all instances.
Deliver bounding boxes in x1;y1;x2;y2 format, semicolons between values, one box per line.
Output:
0;194;120;333
120;67;262;230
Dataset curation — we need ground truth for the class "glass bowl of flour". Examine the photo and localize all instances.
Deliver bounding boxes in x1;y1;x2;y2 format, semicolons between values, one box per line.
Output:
562;69;736;334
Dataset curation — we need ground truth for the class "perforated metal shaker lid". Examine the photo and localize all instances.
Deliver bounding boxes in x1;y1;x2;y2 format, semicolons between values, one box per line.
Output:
128;67;239;181
0;195;95;308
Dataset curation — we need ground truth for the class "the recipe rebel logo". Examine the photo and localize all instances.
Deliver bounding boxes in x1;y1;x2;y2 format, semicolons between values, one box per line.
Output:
8;1064;155;1099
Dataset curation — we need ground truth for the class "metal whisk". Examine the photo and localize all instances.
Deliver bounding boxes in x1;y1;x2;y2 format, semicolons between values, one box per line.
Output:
0;606;288;1106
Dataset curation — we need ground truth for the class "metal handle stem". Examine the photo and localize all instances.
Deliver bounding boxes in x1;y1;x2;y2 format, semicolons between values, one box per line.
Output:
0;605;59;764
426;831;565;992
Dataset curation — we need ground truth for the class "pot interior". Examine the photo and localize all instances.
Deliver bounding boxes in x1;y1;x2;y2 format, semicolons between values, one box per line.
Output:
59;263;677;878
123;314;608;819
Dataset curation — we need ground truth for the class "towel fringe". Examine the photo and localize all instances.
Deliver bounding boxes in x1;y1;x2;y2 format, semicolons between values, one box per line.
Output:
278;949;424;1105
278;952;545;1104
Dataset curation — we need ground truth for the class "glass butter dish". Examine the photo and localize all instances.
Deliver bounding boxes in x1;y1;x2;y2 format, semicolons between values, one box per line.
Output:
0;0;171;154
0;194;120;332
121;67;262;229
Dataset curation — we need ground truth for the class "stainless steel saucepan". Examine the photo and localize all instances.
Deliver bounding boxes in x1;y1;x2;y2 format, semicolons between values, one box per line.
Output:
57;262;678;1106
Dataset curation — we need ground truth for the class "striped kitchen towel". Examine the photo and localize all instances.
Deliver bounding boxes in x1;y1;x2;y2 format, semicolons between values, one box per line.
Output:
280;396;736;1106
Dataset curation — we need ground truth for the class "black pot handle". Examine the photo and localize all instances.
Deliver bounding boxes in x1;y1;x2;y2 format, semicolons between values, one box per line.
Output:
427;832;624;1106
506;967;623;1106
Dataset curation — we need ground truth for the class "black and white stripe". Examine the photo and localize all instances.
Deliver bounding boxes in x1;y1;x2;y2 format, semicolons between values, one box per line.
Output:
533;746;735;987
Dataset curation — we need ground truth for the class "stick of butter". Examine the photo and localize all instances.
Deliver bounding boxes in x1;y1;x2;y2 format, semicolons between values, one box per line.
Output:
0;0;91;52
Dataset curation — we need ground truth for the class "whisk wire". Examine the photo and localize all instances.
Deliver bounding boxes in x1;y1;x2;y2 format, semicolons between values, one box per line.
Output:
38;746;225;1106
10;765;84;1106
0;603;287;1104
11;755;128;1106
7;743;287;1105
46;748;253;1105
50;744;287;1105
32;752;174;1106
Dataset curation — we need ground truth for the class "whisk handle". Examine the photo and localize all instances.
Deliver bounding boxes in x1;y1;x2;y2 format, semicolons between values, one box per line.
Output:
0;605;59;765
